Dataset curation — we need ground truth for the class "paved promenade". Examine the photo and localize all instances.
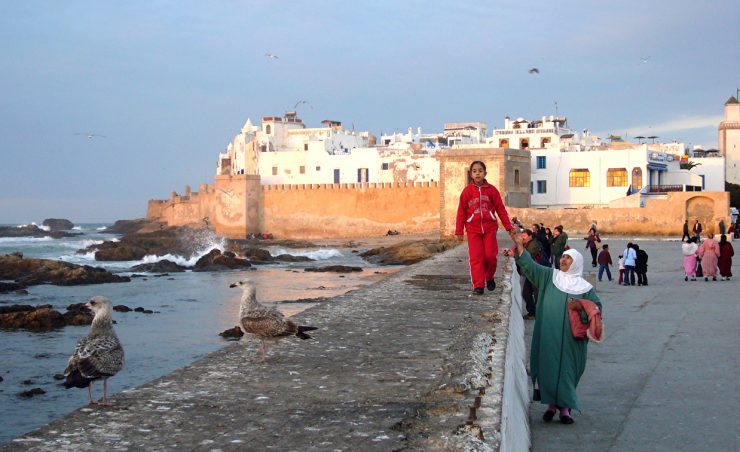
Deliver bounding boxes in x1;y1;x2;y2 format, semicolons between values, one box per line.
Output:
528;237;739;451
5;243;509;451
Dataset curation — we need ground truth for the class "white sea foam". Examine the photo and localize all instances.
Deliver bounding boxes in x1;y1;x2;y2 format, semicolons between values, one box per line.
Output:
72;226;81;230
16;222;51;231
0;236;54;244
268;247;343;260
96;226;107;231
61;239;104;249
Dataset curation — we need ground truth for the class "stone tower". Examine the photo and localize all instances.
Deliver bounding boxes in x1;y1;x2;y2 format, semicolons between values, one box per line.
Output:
719;95;740;184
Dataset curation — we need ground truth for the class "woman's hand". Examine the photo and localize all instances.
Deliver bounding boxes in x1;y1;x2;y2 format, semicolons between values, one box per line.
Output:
455;234;464;242
568;298;583;311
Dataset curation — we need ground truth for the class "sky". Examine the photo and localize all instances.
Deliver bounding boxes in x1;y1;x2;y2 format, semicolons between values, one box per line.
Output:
1;0;738;223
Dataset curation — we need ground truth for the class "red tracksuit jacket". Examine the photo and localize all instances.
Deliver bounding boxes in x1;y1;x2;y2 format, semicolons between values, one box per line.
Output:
455;180;513;235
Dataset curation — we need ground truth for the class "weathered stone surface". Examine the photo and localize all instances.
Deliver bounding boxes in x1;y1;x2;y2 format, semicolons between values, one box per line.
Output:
104;218;164;235
193;249;251;272
218;326;244;341
0;253;130;286
304;265;363;273
360;239;458;265
42;218;74;231
130;259;186;273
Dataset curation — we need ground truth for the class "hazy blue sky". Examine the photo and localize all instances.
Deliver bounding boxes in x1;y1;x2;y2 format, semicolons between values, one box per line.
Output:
1;1;738;223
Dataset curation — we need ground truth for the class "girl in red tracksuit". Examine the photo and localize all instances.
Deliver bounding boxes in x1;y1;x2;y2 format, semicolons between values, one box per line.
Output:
455;160;514;295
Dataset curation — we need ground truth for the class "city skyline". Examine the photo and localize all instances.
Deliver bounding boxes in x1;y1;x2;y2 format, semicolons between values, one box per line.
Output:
1;1;738;222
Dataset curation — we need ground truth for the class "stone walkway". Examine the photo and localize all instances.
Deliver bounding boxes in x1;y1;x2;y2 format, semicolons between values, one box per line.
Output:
528;238;739;451
5;242;511;451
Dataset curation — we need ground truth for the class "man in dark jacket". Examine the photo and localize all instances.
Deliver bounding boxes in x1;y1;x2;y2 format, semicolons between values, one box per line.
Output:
634;244;649;286
550;225;568;269
682;220;690;242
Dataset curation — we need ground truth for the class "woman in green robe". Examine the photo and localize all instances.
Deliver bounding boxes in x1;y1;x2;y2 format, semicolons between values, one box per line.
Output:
510;230;602;424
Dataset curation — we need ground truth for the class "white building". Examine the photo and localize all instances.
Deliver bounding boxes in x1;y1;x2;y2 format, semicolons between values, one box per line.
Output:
719;96;740;184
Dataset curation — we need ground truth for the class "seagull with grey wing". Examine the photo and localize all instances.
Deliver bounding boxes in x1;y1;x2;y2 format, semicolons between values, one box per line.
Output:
64;296;124;405
230;279;317;362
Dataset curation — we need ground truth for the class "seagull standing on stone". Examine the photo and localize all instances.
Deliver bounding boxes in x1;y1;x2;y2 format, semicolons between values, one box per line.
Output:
230;279;317;362
64;296;124;405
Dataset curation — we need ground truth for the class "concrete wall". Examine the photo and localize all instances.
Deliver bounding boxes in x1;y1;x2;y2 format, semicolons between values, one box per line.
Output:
261;182;440;238
507;191;730;236
438;147;531;238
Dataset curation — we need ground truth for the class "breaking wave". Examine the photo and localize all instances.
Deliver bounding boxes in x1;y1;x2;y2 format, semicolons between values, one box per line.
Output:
267;247;343;260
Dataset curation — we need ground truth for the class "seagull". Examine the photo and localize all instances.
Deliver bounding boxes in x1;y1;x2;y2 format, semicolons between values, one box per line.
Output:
230;279;318;362
293;100;311;109
528;68;539;74
63;296;124;405
74;132;106;139
264;53;279;59
640;56;650;64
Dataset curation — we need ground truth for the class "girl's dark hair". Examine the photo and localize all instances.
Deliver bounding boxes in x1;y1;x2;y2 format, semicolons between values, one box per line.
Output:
469;160;486;173
720;234;727;245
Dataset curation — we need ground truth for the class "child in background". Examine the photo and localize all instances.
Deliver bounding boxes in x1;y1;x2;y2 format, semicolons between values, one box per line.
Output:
597;244;613;282
455;160;514;295
618;254;625;285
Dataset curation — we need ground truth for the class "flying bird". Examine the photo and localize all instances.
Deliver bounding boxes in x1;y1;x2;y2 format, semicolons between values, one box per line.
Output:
293;100;311;109
264;53;279;59
63;296;124;405
230;279;318;362
74;132;106;139
528;68;539;74
640;56;650;64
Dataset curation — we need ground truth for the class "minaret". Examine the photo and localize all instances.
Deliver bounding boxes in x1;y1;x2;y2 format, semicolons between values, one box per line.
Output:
720;96;740;184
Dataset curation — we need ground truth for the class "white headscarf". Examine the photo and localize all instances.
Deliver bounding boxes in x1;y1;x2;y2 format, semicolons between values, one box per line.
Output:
552;248;593;294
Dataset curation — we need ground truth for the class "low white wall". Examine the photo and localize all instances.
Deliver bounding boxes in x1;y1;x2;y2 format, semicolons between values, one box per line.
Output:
499;260;531;451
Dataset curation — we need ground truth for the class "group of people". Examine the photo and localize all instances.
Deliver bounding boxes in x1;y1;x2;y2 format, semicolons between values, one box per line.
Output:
455;160;600;425
682;232;734;281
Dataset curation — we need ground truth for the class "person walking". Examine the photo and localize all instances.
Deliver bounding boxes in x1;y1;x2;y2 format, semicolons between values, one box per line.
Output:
597;244;613;282
585;228;601;268
455;160;514;295
551;225;568;269
634;244;649;286
718;234;734;280
510;230;602;425
521;229;543;319
693;220;703;242
682;237;699;281
623;243;637;286
719;219;726;235
617;254;625;285
697;232;720;281
681;220;690;242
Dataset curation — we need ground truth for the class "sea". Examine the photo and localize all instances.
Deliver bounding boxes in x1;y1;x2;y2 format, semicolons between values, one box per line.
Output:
0;223;398;444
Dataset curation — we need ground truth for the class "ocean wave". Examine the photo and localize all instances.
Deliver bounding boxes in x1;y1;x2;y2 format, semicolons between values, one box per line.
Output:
267;247;343;260
72;226;81;230
0;236;54;243
96;226;107;231
61;239;104;249
16;222;51;231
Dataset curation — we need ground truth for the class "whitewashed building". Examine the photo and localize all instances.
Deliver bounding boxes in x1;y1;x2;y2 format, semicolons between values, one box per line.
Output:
720;96;740;184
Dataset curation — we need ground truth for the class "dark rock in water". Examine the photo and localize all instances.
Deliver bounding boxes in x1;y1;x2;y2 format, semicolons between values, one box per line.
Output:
23;379;34;385
0;376;3;383
0;225;79;239
360;239;458;265
15;289;29;295
130;259;186;273
34;353;51;359
113;305;132;312
104;218;164;234
152;273;169;277
63;303;93;326
53;373;65;381
42;219;74;231
19;388;45;398
223;251;236;258
143;309;153;314
0;304;37;314
134;307;145;312
0;281;26;294
274;254;313;263
304;265;363;273
219;326;244;341
0;307;66;330
130;274;146;278
193;249;251;272
0;253;130;286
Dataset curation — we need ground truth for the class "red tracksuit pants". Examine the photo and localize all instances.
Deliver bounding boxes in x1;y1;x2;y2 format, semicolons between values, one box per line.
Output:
466;229;499;289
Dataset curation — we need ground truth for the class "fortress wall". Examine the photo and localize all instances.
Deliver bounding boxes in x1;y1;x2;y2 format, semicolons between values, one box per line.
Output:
261;182;440;239
507;192;730;236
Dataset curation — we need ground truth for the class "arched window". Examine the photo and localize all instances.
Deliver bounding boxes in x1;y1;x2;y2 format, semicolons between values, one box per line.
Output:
632;167;643;190
569;169;590;187
607;168;628;187
265;124;271;134
520;138;529;149
499;138;509;148
540;137;551;148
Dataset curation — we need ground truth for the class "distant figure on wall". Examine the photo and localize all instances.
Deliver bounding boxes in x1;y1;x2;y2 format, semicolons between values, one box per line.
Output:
719;219;726;235
455;160;514;295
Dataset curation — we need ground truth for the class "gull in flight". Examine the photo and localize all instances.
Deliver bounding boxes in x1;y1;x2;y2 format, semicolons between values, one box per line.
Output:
75;132;106;139
293;100;312;109
528;68;540;74
265;53;279;59
640;56;650;64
